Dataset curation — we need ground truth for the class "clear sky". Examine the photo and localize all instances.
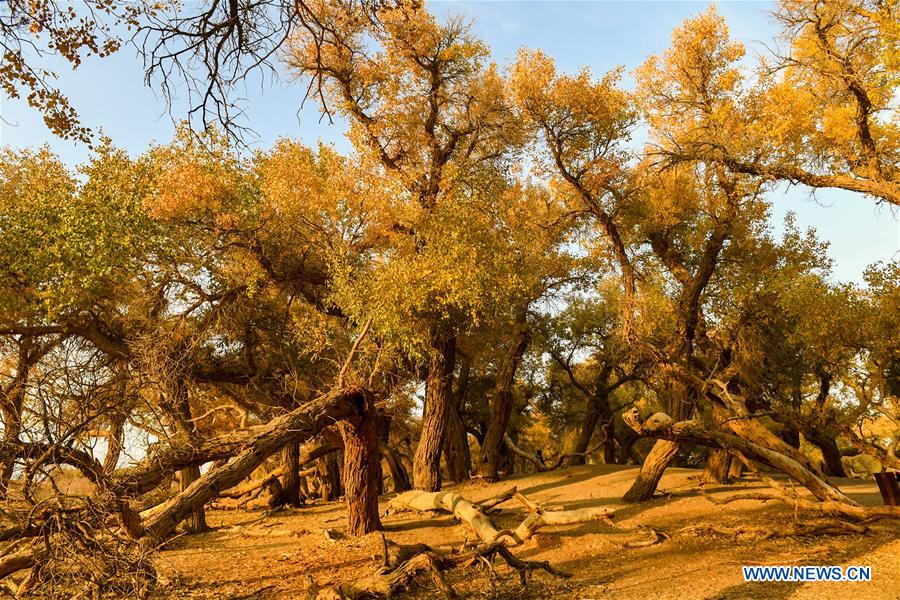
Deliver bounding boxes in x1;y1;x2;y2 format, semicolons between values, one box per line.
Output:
0;1;896;284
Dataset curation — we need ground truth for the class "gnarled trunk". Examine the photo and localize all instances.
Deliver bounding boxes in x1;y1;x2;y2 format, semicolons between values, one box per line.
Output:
622;409;856;505
805;426;848;478
623;381;695;502
478;319;530;480
413;331;456;491
340;393;382;536
701;405;732;484
622;440;680;502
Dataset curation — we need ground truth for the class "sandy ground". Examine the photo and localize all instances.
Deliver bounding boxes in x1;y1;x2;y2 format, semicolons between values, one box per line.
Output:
154;465;900;600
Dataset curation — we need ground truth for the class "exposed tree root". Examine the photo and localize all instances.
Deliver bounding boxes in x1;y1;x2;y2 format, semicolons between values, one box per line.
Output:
331;535;571;600
622;528;670;548
677;520;868;540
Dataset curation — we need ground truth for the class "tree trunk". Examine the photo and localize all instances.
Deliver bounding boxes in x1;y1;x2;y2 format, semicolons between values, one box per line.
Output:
602;419;616;464
319;450;343;500
0;338;41;497
141;387;361;541
179;466;208;532
376;415;410;493
103;412;126;473
805;427;848;478
339;394;382;536
728;456;744;479
570;404;602;466
701;404;732;484
443;355;472;483
623;381;695;502
478;320;530;480
281;442;302;505
0;383;25;498
170;378;207;532
413;331;456;491
622;440;680;502
702;449;732;484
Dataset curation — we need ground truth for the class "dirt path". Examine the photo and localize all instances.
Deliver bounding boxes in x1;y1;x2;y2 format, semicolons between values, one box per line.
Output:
155;465;899;600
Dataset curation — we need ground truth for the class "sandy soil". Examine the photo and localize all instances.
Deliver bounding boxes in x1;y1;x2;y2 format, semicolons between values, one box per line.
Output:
154;465;900;600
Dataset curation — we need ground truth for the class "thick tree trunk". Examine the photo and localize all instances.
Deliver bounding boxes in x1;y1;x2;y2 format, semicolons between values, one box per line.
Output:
141;387;361;541
623;381;695;502
622;440;680;502
570;403;602;466
728;456;744;479
281;442;302;505
413;332;456;491
443;355;472;483
701;405;732;484
179;466;208;532
702;449;732;484
478;320;530;480
339;393;382;536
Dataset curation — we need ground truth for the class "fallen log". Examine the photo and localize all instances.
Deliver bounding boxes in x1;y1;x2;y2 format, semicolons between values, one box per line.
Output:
387;488;614;546
621;409;856;505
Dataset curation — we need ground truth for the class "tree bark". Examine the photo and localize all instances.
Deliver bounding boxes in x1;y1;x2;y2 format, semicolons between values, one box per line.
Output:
318;449;343;500
701;405;732;484
0;337;50;497
443;355;472;483
413;331;456;491
623;381;695;502
141;387;361;541
103;411;126;473
602;419;616;464
339;393;382;535
179;465;208;532
728;456;744;479
281;442;302;506
805;427;848;478
169;378;207;532
478;320;530;480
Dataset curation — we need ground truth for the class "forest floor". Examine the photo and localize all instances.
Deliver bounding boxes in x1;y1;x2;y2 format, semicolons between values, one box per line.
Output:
154;465;899;600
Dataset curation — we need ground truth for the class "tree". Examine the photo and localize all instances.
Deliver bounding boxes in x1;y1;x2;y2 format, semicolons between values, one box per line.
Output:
642;2;899;206
288;1;518;491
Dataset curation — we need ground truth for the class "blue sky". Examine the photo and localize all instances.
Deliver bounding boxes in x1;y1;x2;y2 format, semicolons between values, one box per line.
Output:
1;1;896;283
